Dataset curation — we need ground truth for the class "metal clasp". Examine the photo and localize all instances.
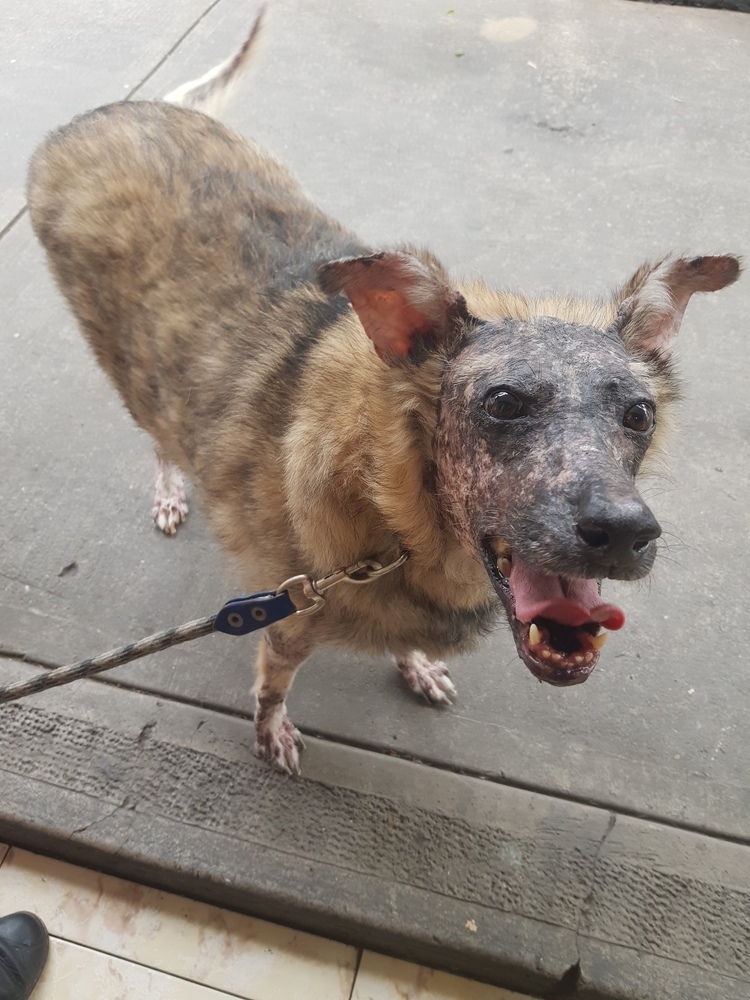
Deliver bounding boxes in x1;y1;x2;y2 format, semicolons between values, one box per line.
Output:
274;574;326;618
349;552;409;581
276;551;408;617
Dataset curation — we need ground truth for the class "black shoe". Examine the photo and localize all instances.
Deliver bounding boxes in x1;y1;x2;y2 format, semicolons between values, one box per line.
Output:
0;912;49;1000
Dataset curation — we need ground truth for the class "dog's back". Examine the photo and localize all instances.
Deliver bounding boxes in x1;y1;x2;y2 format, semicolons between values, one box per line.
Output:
27;101;365;479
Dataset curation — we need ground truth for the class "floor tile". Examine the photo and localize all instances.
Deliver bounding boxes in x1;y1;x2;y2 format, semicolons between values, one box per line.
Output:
0;848;356;1000
35;937;245;999
352;951;537;1000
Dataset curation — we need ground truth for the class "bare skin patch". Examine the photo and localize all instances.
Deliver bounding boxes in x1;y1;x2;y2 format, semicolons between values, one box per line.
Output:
434;315;662;682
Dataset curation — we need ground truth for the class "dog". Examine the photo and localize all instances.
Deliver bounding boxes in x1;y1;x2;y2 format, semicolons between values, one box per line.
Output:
26;13;740;773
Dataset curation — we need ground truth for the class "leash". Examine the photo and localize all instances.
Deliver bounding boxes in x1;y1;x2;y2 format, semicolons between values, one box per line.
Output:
0;552;407;705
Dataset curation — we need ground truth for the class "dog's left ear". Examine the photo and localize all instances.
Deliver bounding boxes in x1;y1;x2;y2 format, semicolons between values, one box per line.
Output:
616;254;740;355
319;250;469;364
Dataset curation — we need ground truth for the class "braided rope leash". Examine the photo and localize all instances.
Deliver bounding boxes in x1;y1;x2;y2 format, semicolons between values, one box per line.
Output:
0;552;407;706
0;616;217;704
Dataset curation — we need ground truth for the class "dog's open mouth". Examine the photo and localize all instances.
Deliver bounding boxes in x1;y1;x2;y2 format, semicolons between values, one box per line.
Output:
481;537;625;686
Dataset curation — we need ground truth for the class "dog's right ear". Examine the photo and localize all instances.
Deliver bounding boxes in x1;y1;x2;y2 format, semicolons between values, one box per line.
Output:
319;250;469;365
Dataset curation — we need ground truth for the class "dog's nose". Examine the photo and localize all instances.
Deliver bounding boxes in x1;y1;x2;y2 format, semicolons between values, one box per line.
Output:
576;496;661;564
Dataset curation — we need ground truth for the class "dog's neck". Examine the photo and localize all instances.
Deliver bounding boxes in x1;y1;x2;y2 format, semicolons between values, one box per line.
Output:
281;310;491;611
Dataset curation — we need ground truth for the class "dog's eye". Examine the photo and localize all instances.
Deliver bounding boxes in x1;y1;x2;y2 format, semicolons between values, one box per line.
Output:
623;401;655;432
484;389;525;421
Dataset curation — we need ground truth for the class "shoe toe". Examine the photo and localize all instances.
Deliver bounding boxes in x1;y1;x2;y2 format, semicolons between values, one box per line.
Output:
0;912;49;999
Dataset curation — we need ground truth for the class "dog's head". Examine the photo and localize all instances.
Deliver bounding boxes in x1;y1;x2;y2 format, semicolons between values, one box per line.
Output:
320;251;740;685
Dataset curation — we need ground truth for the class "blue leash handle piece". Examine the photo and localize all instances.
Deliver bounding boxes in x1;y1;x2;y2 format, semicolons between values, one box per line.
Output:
214;590;298;635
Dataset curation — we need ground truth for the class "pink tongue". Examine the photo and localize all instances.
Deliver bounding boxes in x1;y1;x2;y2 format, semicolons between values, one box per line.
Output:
509;559;625;630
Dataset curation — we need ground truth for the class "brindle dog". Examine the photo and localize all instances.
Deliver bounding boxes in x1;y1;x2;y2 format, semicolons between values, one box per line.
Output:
27;19;740;772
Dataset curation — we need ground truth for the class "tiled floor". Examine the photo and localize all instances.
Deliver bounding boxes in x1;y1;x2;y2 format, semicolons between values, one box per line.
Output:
0;843;536;1000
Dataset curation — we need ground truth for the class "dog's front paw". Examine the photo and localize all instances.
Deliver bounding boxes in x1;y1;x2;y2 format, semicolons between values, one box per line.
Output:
254;708;306;775
395;651;457;706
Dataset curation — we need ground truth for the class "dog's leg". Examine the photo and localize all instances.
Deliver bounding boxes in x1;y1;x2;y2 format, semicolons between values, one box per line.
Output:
152;448;189;535
394;650;457;706
253;627;310;775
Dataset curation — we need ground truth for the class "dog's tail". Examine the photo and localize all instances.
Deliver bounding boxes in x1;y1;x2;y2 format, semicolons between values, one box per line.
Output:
164;5;266;117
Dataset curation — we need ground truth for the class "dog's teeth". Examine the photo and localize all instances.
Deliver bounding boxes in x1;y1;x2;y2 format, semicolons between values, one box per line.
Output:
531;630;599;669
498;557;512;578
587;632;608;650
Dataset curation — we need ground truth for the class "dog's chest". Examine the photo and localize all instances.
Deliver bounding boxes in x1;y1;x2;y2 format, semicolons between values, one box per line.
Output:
318;578;500;658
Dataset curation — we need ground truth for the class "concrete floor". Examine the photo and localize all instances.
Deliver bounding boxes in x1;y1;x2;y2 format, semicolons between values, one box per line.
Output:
1;2;749;998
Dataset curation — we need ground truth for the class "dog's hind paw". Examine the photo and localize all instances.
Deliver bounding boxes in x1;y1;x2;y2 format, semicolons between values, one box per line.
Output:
255;710;306;775
153;455;188;535
395;651;457;706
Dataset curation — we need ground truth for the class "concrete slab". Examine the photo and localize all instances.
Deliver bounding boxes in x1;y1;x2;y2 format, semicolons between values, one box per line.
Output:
1;659;749;1000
